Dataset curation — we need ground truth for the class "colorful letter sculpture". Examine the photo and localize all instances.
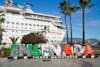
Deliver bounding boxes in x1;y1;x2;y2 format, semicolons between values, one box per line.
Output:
64;44;74;56
32;44;41;56
40;43;61;57
41;43;50;57
10;43;95;58
51;45;61;56
73;44;85;56
10;44;18;56
10;44;31;57
83;43;95;56
27;44;33;56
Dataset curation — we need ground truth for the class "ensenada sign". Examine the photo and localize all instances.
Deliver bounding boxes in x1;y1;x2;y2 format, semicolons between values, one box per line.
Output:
9;43;95;59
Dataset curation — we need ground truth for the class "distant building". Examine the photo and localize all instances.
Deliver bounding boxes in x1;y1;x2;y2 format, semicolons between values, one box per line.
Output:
87;39;99;46
62;38;82;44
62;38;100;45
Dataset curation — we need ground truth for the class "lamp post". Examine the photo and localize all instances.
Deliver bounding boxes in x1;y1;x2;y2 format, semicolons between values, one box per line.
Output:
44;26;47;43
0;13;5;45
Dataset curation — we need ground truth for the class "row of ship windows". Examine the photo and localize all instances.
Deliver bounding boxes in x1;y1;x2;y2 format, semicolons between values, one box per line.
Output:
25;15;53;21
3;26;49;31
3;30;62;35
2;37;61;40
3;34;62;39
2;36;61;42
3;28;62;33
7;12;58;21
6;21;50;28
3;32;62;39
2;39;60;44
3;22;61;32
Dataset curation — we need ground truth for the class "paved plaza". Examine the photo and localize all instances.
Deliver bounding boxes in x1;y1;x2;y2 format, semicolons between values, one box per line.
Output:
0;57;100;67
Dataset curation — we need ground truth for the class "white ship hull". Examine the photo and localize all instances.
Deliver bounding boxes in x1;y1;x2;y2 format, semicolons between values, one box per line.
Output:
0;1;66;47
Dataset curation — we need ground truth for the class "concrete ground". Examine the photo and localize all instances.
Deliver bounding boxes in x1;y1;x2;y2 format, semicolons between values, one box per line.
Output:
0;57;100;67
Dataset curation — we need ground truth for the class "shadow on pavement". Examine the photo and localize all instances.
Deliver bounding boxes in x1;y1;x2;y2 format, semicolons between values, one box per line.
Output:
81;61;93;67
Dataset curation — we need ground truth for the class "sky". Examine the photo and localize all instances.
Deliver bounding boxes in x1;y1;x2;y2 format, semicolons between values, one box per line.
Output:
0;0;100;40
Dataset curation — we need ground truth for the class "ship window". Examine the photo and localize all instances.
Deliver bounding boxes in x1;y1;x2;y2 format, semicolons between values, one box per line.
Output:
7;22;9;24
12;12;20;15
12;22;14;24
7;11;17;15
12;31;14;32
25;13;31;16
25;23;27;26
21;31;23;33
37;25;39;27
33;24;35;26
41;25;43;27
21;23;24;25
16;27;18;28
6;26;8;28
7;11;12;14
25;28;27;29
29;24;32;26
47;29;50;31
48;26;50;28
16;22;19;25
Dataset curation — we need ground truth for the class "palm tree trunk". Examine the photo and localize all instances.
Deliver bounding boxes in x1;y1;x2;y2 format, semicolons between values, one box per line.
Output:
82;7;85;46
70;14;73;46
64;15;69;44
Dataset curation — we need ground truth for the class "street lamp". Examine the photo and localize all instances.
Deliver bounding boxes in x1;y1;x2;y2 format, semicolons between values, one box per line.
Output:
44;26;47;43
0;12;5;45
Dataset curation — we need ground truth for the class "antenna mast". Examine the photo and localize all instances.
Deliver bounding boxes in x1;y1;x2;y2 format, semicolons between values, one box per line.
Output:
5;0;13;6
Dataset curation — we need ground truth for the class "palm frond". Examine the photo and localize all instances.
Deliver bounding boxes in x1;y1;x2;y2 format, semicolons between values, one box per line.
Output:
9;37;13;42
59;1;71;15
16;37;19;41
71;6;80;13
9;37;19;44
0;18;4;22
88;3;94;8
79;0;94;8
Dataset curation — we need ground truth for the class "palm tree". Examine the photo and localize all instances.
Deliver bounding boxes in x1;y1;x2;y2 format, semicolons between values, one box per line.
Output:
79;0;94;45
59;0;69;43
66;2;80;46
9;37;19;44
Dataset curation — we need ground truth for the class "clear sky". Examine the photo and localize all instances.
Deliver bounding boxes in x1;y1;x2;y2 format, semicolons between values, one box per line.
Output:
0;0;100;40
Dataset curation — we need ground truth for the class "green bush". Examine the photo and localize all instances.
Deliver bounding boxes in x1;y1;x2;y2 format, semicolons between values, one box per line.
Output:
0;48;10;57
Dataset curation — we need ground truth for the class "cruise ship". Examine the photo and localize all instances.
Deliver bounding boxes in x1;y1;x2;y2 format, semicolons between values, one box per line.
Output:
0;0;66;47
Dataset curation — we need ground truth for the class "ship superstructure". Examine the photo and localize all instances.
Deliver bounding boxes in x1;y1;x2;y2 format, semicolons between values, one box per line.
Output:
0;0;66;47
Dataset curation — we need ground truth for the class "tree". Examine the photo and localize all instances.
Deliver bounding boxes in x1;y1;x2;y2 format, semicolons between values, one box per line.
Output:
59;0;69;43
65;2;79;46
21;32;46;45
9;37;19;44
79;0;94;45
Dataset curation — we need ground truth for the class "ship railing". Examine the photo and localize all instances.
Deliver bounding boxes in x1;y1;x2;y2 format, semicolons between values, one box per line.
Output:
24;15;52;22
